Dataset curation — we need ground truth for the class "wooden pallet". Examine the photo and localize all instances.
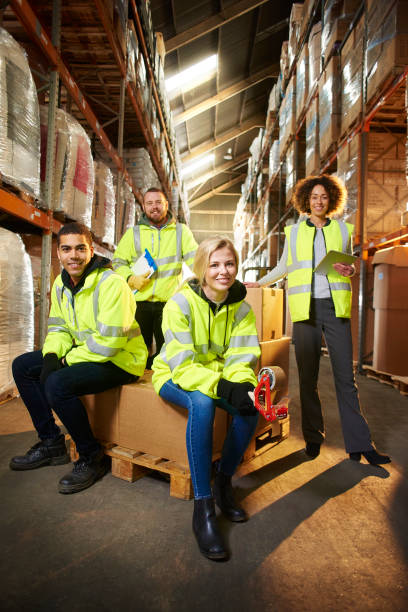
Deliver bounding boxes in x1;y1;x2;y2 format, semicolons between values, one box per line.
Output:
362;365;396;387
242;417;290;463
391;376;408;397
0;386;19;405
0;173;37;205
67;438;193;500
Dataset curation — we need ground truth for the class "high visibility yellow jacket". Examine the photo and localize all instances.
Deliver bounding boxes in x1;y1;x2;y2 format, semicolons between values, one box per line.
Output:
284;219;353;322
43;261;148;376
152;280;260;397
112;214;198;302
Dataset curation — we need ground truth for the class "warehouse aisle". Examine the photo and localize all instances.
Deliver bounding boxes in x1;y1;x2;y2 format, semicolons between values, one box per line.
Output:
0;349;407;612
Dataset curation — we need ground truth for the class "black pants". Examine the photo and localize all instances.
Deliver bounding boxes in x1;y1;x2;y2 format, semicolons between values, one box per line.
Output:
135;301;165;369
293;298;374;454
12;351;137;456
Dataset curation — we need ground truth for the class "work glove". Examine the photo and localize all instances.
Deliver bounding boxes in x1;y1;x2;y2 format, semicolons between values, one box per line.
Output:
217;378;257;416
128;273;151;292
40;353;62;385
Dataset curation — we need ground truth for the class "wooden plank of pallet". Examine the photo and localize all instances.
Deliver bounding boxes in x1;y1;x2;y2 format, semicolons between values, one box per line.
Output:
242;417;290;463
391;376;408;397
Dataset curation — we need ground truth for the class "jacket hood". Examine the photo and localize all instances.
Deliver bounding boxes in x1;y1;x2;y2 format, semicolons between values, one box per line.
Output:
139;212;175;228
61;255;112;295
187;278;247;308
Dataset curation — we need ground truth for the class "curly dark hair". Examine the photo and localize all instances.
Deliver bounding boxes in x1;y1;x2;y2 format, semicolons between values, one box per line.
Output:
293;174;347;216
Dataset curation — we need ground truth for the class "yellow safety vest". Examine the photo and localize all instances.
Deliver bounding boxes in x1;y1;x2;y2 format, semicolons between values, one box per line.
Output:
43;268;148;376
152;282;260;397
284;219;353;322
112;216;198;302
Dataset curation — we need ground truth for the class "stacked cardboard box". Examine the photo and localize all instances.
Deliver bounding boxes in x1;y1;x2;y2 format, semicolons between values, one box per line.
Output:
308;22;322;91
372;246;408;375
305;97;320;176
318;56;341;160
340;15;364;137
296;43;309;122
321;0;361;61
279;74;296;158
288;3;304;68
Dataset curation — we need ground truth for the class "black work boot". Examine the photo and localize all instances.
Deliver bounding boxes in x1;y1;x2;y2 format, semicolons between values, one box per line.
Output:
214;471;248;522
58;448;109;494
9;434;70;471
192;498;228;561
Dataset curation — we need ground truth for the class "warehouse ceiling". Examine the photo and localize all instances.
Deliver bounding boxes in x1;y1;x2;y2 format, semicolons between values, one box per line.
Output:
1;0;297;240
151;0;296;238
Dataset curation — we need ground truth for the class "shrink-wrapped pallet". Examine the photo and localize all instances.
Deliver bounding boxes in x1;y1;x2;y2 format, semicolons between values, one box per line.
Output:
124;147;160;194
296;43;309;121
269;140;280;182
340;16;363;137
92;161;116;245
321;0;360;61
318;56;341;160
0;27;40;197
279;74;296;158
288;3;304;69
40;106;94;226
280;41;289;84
305;97;320;176
117;182;138;238
366;0;408;105
0;228;34;397
308;22;322;91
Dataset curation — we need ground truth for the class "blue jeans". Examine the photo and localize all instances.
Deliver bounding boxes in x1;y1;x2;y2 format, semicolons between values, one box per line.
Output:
159;380;258;499
12;350;137;456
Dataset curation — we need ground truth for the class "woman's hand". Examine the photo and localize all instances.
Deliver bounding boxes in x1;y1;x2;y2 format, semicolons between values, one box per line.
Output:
332;262;354;277
244;281;261;288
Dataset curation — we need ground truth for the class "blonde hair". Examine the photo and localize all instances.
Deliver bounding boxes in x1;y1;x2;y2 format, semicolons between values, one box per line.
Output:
193;236;239;286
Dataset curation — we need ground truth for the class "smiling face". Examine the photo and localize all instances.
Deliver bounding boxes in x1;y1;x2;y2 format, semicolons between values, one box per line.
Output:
203;246;237;302
57;233;94;285
309;184;330;221
143;190;169;227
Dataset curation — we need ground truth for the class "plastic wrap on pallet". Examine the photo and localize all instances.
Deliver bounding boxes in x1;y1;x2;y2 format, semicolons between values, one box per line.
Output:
0;228;34;396
279;74;296;158
318;56;341;161
305;97;320;176
280;41;289;84
308;22;322;91
92;161;116;245
300;0;316;40
296;43;309;122
366;0;408;105
321;0;360;60
124;147;160;194
340;16;363;137
269;140;280;181
288;3;303;68
0;27;40;198
117;182;138;237
285;141;296;205
40;106;94;226
337;137;358;222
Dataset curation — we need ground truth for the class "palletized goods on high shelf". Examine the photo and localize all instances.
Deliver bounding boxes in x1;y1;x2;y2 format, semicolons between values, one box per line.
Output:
92;162;116;246
238;0;408;265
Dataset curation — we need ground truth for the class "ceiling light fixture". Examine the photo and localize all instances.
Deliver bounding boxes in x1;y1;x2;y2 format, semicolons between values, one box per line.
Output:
223;147;233;161
181;153;215;178
165;54;218;99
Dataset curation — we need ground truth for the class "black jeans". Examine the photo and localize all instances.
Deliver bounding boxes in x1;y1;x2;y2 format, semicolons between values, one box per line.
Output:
135;301;165;369
293;298;373;454
12;351;137;456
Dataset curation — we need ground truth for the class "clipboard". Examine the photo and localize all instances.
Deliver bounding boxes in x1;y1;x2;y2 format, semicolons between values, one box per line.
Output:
131;248;157;292
314;250;357;275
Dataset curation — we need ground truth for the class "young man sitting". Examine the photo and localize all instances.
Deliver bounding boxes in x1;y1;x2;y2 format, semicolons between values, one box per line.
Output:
10;222;148;494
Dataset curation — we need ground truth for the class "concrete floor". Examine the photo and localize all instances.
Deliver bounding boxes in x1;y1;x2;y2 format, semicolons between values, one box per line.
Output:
0;348;407;612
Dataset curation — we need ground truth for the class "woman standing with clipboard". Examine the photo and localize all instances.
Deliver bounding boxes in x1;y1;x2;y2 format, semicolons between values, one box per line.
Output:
246;174;390;465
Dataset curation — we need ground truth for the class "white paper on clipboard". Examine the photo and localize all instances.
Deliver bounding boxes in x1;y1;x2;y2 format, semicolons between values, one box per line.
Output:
314;250;357;275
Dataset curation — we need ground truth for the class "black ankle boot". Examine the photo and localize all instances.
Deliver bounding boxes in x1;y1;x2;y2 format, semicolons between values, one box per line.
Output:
9;434;70;471
349;449;391;465
192;498;228;561
213;471;248;522
58;448;109;494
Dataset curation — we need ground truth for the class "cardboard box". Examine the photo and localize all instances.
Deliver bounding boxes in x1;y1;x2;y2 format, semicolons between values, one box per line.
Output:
373;246;408;309
81;387;122;444
319;56;341;159
372;246;408;375
117;376;228;466
305;97;320;176
246;287;284;341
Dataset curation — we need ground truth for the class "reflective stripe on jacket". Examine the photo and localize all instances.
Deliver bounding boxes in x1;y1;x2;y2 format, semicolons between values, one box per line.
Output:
152;282;260;397
284;219;353;322
112;217;198;302
42;268;148;375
